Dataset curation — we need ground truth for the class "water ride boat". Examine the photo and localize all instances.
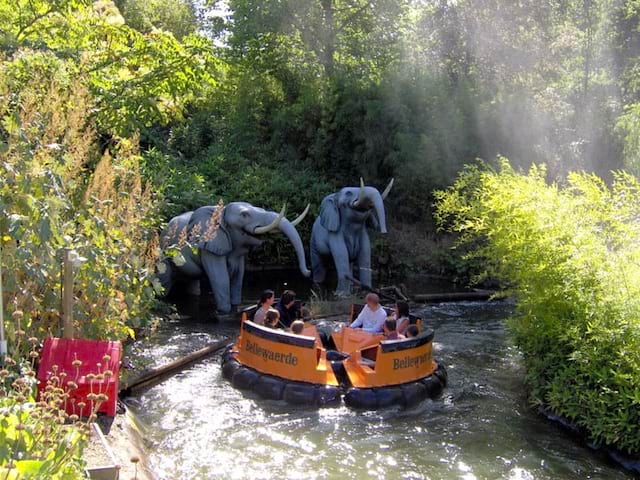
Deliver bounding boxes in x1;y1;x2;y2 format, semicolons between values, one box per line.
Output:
221;305;447;409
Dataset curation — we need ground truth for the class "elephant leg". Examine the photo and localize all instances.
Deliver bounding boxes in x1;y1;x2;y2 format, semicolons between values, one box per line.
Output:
155;258;174;297
329;236;352;297
357;232;373;288
311;243;327;284
200;250;231;314
186;279;201;296
229;256;244;309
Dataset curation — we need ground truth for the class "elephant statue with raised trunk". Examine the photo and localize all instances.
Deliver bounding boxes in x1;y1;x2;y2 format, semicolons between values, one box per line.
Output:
157;202;311;313
310;178;393;296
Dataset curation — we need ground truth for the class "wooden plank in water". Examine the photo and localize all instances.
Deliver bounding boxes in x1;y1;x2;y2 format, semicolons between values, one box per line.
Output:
120;338;233;395
412;290;496;303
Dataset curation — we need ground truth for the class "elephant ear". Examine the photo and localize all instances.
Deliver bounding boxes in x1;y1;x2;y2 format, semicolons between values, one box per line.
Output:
190;206;233;256
319;194;340;232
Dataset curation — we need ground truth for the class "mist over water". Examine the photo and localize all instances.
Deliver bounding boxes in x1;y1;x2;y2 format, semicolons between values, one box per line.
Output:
404;1;626;181
125;300;633;480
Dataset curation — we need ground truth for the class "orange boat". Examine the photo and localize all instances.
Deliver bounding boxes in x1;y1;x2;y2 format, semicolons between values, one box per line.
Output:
221;305;447;408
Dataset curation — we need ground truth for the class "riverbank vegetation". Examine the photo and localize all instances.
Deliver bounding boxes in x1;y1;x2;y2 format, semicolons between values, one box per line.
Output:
1;0;215;473
435;160;640;456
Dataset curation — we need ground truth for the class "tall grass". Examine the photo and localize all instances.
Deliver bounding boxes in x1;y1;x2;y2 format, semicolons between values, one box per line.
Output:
0;55;159;345
435;159;640;455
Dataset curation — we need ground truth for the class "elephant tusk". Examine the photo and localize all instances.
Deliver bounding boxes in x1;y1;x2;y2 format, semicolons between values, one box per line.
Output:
353;177;367;208
254;204;286;234
290;203;311;227
381;177;394;200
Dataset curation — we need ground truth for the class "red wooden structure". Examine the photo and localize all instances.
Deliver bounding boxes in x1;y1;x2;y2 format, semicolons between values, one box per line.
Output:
37;338;121;417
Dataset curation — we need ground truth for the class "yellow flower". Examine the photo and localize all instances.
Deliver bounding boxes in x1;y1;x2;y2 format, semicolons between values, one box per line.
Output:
1;235;9;242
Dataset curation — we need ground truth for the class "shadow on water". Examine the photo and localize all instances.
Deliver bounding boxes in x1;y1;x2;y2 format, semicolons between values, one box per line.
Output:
125;277;636;480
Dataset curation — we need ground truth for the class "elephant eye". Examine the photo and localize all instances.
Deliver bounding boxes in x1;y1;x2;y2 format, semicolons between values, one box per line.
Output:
241;211;250;218
346;191;353;196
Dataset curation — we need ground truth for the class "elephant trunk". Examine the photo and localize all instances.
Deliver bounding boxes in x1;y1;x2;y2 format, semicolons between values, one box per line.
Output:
366;187;388;234
278;218;312;277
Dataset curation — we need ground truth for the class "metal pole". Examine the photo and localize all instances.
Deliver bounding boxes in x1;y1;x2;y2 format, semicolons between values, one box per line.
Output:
62;248;74;339
0;242;6;358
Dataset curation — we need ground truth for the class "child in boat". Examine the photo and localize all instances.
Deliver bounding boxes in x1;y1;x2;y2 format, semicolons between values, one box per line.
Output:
290;320;305;335
254;289;275;325
405;325;419;338
394;301;411;335
383;318;404;340
275;290;298;328
264;308;281;329
349;293;387;333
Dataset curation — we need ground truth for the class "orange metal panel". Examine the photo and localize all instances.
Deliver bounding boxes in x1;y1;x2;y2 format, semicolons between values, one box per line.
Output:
344;341;436;388
236;321;338;386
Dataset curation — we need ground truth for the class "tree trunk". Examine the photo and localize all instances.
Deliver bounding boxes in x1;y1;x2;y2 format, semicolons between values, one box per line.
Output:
320;0;335;76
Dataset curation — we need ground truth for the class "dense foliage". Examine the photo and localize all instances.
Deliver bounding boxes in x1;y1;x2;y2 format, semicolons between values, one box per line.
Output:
0;0;216;473
142;0;640;274
435;160;640;455
0;65;158;341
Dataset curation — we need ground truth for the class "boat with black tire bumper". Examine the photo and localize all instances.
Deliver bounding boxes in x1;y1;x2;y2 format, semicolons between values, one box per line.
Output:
221;306;447;409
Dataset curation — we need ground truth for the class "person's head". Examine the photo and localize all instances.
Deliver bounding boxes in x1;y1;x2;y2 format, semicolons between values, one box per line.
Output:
395;301;410;318
280;290;296;308
265;308;280;327
406;325;419;338
384;317;397;334
290;320;304;335
365;293;380;309
258;289;275;308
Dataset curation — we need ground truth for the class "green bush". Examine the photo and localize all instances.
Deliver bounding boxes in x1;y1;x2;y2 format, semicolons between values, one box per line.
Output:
0;59;159;342
435;159;640;455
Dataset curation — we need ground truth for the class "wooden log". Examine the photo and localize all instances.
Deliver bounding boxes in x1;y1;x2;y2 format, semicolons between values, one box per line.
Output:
412;290;496;303
120;338;233;395
62;248;74;339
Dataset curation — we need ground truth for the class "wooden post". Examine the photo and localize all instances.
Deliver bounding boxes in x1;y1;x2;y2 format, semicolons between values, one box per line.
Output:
0;243;6;359
62;248;74;339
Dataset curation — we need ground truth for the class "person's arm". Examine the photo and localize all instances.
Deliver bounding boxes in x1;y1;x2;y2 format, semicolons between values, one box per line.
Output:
349;307;366;328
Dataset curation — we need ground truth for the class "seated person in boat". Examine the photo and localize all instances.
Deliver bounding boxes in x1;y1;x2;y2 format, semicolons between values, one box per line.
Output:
349;293;387;333
275;290;298;328
290;320;305;335
394;301;411;336
405;325;419;338
254;289;276;325
383;318;404;340
264;308;282;329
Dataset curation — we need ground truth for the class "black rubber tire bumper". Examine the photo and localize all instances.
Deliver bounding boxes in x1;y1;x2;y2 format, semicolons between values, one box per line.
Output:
221;349;341;407
344;362;447;409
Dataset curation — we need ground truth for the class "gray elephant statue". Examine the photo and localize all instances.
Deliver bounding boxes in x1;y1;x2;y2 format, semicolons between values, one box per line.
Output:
310;178;393;296
157;202;310;313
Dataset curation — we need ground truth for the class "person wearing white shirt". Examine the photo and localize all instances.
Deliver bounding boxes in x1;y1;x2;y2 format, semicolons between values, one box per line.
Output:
349;293;387;333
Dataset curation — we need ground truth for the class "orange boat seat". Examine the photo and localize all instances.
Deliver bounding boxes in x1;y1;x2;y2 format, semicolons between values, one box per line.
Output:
344;329;437;388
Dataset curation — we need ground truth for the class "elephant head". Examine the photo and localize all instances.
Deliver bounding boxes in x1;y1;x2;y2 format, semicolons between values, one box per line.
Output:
319;178;394;233
191;201;311;277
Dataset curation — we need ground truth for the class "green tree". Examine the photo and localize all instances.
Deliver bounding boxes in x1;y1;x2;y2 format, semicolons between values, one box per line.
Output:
115;0;198;39
0;0;218;137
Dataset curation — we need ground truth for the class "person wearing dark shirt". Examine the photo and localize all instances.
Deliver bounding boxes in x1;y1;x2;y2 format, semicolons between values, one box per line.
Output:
275;290;298;328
